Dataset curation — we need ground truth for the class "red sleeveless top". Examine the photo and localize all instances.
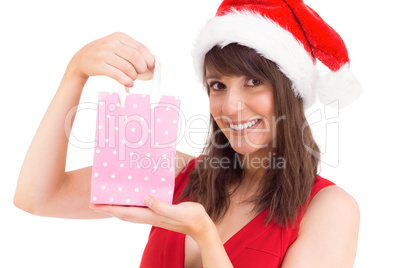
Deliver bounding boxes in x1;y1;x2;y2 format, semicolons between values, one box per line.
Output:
140;157;335;267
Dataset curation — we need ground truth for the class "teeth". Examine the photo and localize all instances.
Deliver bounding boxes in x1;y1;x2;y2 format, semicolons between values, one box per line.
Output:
230;119;259;130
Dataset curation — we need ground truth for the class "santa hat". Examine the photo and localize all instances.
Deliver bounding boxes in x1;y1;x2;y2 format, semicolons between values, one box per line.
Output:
192;0;363;109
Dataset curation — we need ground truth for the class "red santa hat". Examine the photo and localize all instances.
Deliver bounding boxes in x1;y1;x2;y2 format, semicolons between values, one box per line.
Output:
192;0;363;109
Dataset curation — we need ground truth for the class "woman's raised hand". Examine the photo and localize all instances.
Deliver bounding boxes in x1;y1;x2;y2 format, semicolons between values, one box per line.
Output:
14;32;155;219
67;32;155;87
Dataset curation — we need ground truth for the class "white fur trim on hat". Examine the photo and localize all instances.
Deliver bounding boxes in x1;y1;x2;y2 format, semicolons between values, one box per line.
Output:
316;64;363;109
192;10;319;109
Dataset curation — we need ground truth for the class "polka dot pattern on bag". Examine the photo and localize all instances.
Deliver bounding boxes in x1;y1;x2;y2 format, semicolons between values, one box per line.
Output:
90;92;180;206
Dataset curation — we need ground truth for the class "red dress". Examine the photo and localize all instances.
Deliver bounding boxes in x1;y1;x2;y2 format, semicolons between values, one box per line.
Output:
140;157;335;267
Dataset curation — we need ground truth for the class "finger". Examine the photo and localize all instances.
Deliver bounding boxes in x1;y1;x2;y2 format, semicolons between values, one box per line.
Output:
143;196;177;219
117;34;155;72
91;203;192;235
137;69;154;81
91;204;155;224
114;42;148;75
105;51;139;81
92;204;180;230
97;61;135;87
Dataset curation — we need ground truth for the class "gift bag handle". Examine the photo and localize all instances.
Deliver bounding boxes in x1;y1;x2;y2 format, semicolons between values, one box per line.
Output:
118;56;162;109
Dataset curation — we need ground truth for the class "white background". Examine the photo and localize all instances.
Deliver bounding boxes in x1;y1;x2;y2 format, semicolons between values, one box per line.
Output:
1;0;401;267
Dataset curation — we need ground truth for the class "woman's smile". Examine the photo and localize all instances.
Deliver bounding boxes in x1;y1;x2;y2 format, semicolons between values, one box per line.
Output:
226;118;262;135
208;74;276;154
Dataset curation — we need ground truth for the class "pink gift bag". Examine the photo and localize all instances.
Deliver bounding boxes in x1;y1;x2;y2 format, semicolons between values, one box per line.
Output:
90;60;181;206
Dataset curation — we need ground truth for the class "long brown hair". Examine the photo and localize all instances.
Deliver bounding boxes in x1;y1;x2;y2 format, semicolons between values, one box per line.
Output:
178;43;320;227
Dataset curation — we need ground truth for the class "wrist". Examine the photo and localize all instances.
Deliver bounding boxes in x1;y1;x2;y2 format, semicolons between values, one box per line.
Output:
192;216;220;249
65;53;89;85
61;65;87;91
192;217;234;268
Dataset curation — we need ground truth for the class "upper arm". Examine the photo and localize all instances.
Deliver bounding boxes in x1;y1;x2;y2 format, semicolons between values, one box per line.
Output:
282;185;360;268
47;166;112;219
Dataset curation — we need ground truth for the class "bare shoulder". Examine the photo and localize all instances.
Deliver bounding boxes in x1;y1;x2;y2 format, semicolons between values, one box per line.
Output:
175;151;196;178
301;185;360;228
282;185;360;268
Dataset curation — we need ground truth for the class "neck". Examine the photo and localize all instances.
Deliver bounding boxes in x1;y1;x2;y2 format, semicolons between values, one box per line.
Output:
238;146;275;182
229;148;275;204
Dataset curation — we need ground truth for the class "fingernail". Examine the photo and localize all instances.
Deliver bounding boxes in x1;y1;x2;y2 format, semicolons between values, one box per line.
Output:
89;205;102;212
143;196;153;207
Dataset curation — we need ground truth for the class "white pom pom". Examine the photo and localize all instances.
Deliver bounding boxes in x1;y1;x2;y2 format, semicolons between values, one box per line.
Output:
316;64;363;109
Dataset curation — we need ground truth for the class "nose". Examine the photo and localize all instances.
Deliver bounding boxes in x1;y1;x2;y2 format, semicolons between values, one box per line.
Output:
221;87;244;116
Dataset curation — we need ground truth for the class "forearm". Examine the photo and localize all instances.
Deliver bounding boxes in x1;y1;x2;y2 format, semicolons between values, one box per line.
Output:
195;220;233;268
14;62;88;213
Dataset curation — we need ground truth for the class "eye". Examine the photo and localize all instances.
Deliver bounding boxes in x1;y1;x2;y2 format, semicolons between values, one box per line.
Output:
246;78;262;86
209;81;226;91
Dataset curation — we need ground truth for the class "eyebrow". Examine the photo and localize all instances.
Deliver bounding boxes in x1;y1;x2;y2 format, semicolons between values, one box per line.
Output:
205;74;222;80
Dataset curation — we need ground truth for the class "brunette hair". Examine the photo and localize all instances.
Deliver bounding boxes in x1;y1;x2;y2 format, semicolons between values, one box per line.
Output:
178;43;320;227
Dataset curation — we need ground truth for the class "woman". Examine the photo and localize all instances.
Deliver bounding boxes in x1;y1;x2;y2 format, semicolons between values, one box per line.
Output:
14;0;361;267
